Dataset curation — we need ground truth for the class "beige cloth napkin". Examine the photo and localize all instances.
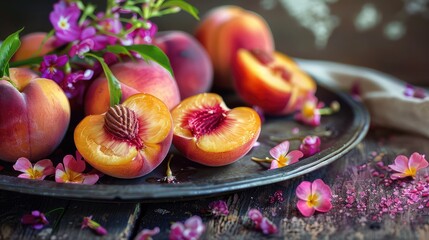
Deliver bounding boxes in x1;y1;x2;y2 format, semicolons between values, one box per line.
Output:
296;59;429;138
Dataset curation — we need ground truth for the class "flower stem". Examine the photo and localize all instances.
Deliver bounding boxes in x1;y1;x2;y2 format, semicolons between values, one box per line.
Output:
251;157;274;163
166;154;174;178
319;101;340;115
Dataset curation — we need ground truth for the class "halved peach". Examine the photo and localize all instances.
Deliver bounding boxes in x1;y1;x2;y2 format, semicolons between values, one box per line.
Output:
171;93;261;166
233;49;317;115
74;93;173;179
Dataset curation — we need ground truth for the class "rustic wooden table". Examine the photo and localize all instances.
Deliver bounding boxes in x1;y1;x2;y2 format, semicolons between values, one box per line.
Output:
2;127;429;239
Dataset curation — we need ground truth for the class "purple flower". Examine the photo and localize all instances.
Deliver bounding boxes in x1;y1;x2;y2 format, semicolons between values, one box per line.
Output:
82;216;108;236
208;200;229;216
127;20;158;44
69;38;94;58
247;209;277;235
169;216;205;240
97;13;122;44
49;1;81;43
299;136;321;157
135;227;160;240
21;211;49;230
39;54;68;83
404;84;426;99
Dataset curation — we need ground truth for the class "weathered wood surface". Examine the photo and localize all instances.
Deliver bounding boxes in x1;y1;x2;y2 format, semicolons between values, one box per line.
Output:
1;128;429;239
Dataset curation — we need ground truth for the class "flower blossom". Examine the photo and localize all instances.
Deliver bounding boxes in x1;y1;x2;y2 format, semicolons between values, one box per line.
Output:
169;216;205;240
404;83;426;99
39;54;68;83
21;210;49;230
135;227;160;240
269;141;303;169
294;95;322;126
296;179;333;217
82;215;108;236
13;157;55;180
247;209;278;235
127;20;158;44
208;200;229;216
55;151;99;184
299;136;321;157
388;152;428;180
96;13;122;45
49;1;81;43
61;69;94;98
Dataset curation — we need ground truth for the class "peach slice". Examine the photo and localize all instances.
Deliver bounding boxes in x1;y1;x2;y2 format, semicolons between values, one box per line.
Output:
74;93;173;179
171;93;261;166
233;49;317;115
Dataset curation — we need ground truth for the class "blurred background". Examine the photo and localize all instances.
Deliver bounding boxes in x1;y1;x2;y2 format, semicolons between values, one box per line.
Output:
1;0;428;86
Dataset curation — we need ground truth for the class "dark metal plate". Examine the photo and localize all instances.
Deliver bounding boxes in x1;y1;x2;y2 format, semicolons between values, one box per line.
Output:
0;80;369;201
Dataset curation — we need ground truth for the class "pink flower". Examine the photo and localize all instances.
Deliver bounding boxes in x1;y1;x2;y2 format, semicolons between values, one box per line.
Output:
294;95;322;126
404;84;426;99
169;216;205;240
13;157;55;180
296;179;333;217
82;215;108;236
269;141;304;169
247;209;278;235
299;136;321;157
39;54;68;84
69;38;94;58
49;1;81;43
55;151;99;184
208;200;229;216
135;227;160;240
127;20;158;44
21;210;49;230
388;152;428;180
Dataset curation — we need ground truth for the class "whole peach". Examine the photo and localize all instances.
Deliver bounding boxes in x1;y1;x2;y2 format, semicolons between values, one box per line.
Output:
195;5;274;90
155;31;213;99
13;32;56;61
84;60;181;115
0;68;71;162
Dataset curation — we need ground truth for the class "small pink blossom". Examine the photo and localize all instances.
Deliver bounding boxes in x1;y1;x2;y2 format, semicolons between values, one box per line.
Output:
82;215;108;236
294;95;322;126
247;209;278;235
269;141;303;169
55;151;99;185
404;84;426;99
299;136;321;157
21;210;49;230
135;227;160;240
13;157;55;180
296;179;333;217
49;1;81;43
169;216;205;240
208;200;229;216
389;152;428;180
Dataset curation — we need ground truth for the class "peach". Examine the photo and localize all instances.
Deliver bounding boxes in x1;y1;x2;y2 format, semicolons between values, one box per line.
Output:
155;31;213;99
171;93;261;166
195;5;274;89
74;93;173;179
233;49;317;115
84;60;181;115
13;32;56;61
0;68;71;162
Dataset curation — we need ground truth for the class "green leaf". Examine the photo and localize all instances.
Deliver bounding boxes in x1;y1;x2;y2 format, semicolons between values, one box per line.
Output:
106;45;132;57
0;28;23;78
86;53;122;106
125;44;174;76
162;0;199;20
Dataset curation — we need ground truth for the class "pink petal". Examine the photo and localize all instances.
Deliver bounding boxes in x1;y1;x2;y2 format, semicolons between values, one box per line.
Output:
311;179;332;199
286;150;304;164
269;160;280;170
269;141;290;160
34;159;55;176
388;155;409;173
13;157;32;172
64;155;85;173
82;174;99;185
391;172;408;180
314;198;332;213
55;168;67;183
409;152;429;170
297;200;315;217
17;173;32;179
296;181;312;200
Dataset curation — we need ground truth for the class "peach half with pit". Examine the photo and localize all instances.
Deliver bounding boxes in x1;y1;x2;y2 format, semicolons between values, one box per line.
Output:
74;93;173;179
0;68;70;162
84;60;181;115
171;93;261;166
233;49;317;115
